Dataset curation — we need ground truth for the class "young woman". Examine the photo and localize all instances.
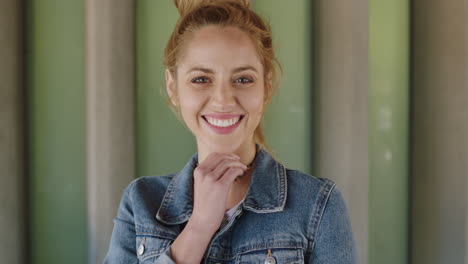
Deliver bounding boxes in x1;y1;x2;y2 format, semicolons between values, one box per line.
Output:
104;0;357;263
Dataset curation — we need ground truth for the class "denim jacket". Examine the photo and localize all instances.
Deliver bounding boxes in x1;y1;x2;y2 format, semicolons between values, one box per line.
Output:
104;146;358;263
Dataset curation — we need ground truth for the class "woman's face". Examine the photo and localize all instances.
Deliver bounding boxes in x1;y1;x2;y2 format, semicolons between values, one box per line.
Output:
166;25;266;153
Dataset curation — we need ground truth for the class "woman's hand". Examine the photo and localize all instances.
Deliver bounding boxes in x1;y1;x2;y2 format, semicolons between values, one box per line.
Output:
189;152;247;234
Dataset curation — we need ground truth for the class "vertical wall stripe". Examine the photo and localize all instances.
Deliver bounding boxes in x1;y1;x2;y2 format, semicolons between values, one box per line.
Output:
0;0;26;263
85;0;136;263
411;1;468;263
369;0;409;263
252;0;313;172
312;1;369;263
28;0;87;263
136;1;196;177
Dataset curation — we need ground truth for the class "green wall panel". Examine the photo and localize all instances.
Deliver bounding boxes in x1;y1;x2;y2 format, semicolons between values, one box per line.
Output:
136;1;196;176
252;0;313;173
369;0;409;263
28;0;87;263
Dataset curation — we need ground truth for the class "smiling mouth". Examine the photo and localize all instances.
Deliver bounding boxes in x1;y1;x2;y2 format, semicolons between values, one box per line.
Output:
202;115;245;128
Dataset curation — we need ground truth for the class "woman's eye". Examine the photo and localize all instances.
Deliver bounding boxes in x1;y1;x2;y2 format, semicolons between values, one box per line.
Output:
234;77;253;84
191;77;210;84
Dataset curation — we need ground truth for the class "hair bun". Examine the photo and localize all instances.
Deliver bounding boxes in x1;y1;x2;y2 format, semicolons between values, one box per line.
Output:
173;0;251;16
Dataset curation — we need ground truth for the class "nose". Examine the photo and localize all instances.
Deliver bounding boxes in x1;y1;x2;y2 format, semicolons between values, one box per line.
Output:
211;81;236;110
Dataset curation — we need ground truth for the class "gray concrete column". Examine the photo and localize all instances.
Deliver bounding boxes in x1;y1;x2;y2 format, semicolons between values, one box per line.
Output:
85;0;136;263
313;1;369;263
411;1;468;263
0;1;26;264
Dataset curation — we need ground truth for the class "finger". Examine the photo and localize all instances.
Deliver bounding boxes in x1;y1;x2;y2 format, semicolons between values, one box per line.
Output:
194;153;238;179
199;152;239;172
210;159;247;181
219;167;245;186
197;152;219;167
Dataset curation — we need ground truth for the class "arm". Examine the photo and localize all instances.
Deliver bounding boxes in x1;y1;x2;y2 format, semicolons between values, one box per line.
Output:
103;153;246;264
103;181;139;264
103;180;187;264
168;218;216;263
168;153;247;264
310;186;358;264
103;180;196;264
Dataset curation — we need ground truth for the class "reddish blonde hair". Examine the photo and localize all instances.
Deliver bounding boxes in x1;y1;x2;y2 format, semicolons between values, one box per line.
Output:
162;0;282;153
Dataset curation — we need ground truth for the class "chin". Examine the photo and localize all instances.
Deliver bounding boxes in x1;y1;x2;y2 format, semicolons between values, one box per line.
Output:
205;139;242;153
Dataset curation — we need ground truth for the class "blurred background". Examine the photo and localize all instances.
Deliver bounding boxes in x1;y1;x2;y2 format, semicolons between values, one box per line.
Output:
1;0;467;263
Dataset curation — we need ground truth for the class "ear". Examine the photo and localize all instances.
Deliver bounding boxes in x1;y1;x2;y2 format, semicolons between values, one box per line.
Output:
165;69;179;106
266;71;273;86
264;72;273;104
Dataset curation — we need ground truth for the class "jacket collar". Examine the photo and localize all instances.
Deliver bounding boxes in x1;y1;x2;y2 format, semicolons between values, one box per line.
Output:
156;144;287;225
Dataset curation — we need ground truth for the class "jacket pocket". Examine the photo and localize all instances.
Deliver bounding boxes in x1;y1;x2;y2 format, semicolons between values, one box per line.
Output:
135;235;174;262
236;247;304;264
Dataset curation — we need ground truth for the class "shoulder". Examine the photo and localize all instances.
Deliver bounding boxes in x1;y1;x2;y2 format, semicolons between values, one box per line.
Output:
284;167;348;218
285;167;337;201
117;173;176;224
124;174;175;199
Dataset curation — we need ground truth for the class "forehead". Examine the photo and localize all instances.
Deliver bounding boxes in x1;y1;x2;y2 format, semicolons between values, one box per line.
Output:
178;25;263;72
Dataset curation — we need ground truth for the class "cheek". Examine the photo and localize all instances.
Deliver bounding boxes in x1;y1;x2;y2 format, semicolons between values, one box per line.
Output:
245;96;264;124
248;90;265;114
252;100;264;115
178;91;203;113
177;97;202;127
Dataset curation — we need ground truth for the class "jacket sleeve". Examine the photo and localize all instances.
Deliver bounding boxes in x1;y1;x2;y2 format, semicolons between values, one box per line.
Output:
309;185;358;264
103;180;176;264
103;180;138;264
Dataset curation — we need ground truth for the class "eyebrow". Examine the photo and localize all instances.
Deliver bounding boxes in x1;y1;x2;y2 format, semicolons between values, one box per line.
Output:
185;65;258;74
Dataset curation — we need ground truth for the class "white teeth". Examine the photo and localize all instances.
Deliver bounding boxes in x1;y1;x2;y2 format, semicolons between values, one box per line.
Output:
205;116;241;127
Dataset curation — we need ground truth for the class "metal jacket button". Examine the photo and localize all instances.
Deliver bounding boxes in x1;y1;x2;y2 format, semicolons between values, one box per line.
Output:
265;249;276;264
264;256;276;264
138;238;146;256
